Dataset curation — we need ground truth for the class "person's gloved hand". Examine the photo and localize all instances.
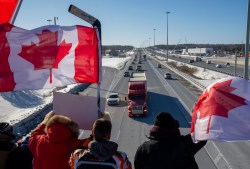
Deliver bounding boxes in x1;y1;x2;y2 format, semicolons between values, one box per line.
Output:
88;134;94;141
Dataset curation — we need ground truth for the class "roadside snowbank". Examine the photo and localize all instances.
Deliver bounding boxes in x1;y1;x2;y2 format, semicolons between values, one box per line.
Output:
150;53;231;88
102;57;131;70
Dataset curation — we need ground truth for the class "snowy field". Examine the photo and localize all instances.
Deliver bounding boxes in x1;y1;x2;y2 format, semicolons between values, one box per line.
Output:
0;51;228;133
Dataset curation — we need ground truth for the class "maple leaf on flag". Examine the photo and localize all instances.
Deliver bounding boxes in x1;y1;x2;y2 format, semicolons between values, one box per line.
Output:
18;29;72;83
192;79;247;134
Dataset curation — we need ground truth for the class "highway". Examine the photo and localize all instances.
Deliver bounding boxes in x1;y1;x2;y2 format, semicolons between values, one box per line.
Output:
80;56;217;168
80;50;250;169
146;49;250;169
147;48;250;79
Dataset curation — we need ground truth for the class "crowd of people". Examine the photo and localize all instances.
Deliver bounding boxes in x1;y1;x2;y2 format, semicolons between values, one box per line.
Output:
0;111;207;169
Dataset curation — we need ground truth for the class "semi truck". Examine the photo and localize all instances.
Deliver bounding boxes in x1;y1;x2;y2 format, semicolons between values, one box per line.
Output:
126;72;148;117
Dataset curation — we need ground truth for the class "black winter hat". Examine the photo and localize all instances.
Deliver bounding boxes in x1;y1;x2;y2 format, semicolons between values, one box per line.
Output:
0;122;15;139
154;112;179;128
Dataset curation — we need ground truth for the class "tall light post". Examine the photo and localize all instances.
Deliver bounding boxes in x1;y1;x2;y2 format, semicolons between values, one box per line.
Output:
148;38;151;47
54;17;58;25
47;19;52;25
166;11;170;61
153;28;156;46
244;0;250;79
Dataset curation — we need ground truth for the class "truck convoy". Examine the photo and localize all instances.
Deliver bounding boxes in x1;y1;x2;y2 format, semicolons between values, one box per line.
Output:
127;72;148;117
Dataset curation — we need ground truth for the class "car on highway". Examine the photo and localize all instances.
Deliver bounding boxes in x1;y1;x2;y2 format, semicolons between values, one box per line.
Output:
195;57;202;62
206;60;211;64
164;73;172;79
189;59;194;63
157;64;162;68
136;65;142;71
124;71;130;77
128;65;133;70
215;64;222;68
107;93;120;105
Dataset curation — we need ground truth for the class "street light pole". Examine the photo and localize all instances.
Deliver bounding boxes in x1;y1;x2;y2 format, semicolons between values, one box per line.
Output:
234;50;237;76
244;0;250;79
54;17;58;25
166;11;170;61
47;19;52;25
153;28;156;47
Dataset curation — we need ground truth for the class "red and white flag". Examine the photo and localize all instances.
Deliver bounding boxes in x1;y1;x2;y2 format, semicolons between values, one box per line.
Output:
191;77;250;142
0;0;20;24
0;23;101;92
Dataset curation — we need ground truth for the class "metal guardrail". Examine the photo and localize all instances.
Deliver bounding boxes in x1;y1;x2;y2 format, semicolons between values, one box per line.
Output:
165;63;206;91
147;49;245;78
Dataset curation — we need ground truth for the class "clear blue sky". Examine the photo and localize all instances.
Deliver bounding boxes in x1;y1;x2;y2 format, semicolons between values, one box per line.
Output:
15;0;248;47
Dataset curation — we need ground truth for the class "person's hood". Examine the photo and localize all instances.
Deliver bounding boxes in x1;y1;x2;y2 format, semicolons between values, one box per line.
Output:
88;140;118;160
148;126;181;140
47;123;73;143
46;115;79;143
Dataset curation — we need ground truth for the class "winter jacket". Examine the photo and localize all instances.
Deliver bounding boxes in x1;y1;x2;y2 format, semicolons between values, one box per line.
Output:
69;140;132;169
0;135;16;169
134;126;207;169
6;136;33;169
28;116;90;169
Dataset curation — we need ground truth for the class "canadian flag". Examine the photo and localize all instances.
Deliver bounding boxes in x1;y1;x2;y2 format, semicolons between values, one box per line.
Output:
0;23;101;92
191;77;250;142
0;0;19;24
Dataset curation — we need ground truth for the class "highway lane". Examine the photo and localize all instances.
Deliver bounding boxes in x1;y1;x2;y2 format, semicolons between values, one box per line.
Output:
176;56;249;78
148;54;250;169
80;51;250;168
82;58;217;168
148;48;250;78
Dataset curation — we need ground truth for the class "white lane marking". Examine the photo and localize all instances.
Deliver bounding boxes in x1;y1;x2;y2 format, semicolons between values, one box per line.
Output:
105;70;117;98
116;107;127;141
148;55;230;169
116;130;120;141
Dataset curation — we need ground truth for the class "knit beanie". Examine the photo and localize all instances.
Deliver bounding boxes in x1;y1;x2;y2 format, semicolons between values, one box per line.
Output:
154;112;179;128
0;122;15;139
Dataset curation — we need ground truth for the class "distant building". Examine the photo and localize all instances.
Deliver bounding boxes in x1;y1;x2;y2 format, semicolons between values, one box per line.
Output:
105;49;111;56
183;48;213;56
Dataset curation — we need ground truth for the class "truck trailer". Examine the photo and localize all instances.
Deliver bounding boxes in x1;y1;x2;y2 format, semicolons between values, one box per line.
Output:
127;72;148;117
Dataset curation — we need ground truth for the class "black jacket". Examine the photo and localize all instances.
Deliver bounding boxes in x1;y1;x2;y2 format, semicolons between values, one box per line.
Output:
134;127;206;169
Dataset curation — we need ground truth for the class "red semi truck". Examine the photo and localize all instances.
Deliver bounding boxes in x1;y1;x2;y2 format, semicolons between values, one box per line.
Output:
126;72;148;117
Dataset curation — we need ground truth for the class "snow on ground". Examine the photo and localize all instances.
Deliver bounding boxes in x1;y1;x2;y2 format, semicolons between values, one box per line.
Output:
151;54;231;88
193;66;230;87
102;56;131;69
0;56;132;125
173;60;231;87
0;53;227;127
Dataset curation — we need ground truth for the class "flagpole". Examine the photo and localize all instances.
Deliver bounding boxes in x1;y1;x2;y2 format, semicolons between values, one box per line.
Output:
244;0;250;79
68;5;102;118
10;0;23;24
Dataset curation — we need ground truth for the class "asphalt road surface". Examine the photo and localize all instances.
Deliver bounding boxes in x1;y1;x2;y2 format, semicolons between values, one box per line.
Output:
80;64;217;168
80;50;250;169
